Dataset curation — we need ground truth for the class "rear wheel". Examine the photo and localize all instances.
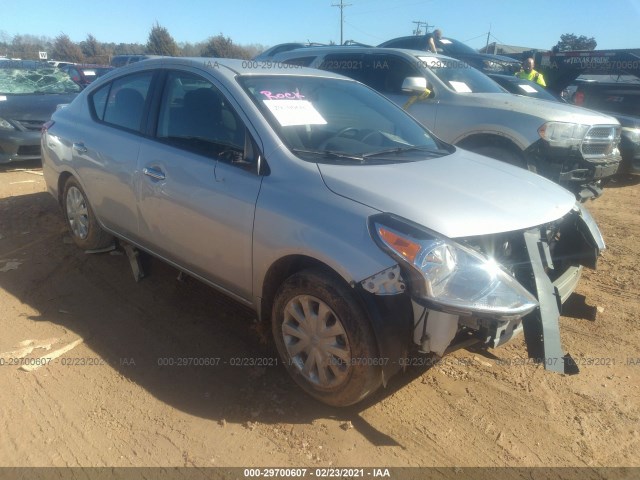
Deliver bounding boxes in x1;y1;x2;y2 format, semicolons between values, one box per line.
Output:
272;269;382;407
63;177;114;250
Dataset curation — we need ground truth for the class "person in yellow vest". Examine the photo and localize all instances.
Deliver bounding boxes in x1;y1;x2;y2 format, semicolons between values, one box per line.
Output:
515;57;546;87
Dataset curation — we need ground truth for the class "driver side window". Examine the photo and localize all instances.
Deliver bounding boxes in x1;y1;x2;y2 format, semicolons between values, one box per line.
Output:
156;71;247;163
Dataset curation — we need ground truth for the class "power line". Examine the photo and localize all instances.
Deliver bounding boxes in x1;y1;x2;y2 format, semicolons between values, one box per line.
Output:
343;20;386;42
332;0;352;45
412;21;433;36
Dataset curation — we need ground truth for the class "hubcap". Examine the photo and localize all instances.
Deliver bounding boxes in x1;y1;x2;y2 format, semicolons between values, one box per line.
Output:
66;186;89;239
282;295;351;388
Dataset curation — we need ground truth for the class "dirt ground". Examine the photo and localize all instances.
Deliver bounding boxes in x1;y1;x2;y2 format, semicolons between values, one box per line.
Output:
0;162;639;471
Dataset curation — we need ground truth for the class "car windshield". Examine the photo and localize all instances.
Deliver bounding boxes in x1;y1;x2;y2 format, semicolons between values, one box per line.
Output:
418;56;505;94
438;38;478;55
0;66;81;94
502;78;559;101
239;75;445;162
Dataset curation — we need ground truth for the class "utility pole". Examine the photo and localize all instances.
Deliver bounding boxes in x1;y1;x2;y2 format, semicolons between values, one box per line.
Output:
332;0;352;45
412;21;433;35
485;23;491;53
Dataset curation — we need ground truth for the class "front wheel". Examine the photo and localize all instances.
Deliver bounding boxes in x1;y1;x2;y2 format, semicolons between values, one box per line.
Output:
272;269;382;407
63;177;114;250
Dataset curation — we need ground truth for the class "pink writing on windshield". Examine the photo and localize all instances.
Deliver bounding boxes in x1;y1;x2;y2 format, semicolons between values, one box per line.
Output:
260;90;305;100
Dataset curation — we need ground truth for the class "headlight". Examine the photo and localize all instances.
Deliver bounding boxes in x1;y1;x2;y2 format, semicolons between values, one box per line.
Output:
482;60;500;71
0;117;15;130
370;215;538;319
538;122;590;147
622;126;640;144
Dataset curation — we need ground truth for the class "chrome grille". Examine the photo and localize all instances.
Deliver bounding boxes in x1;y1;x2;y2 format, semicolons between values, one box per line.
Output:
582;144;613;156
586;127;615;139
581;125;621;160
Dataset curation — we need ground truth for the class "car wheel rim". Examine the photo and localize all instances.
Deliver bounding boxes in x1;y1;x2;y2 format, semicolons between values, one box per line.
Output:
282;295;351;388
66;186;89;240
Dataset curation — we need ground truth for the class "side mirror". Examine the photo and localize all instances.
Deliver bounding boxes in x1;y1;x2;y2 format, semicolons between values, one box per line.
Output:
401;77;429;94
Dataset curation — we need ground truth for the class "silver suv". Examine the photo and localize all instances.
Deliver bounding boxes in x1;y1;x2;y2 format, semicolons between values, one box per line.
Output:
42;58;604;406
273;47;622;200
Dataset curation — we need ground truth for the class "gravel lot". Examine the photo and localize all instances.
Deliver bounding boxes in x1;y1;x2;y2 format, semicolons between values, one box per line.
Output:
1;162;639;473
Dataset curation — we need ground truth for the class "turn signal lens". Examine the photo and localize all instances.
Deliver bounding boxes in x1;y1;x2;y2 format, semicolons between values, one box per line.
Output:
377;226;421;262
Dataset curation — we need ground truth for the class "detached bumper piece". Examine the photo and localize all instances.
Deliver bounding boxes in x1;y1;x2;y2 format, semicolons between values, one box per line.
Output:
522;228;579;375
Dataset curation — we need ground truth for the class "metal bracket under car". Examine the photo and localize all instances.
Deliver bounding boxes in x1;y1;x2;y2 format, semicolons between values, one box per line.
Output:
522;229;579;375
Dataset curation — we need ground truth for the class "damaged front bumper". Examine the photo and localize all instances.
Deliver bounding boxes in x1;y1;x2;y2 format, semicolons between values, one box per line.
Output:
525;139;621;201
360;203;604;375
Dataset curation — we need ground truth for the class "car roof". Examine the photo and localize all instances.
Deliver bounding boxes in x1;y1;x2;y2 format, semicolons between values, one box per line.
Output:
378;35;427;45
272;46;459;62
112;56;360;81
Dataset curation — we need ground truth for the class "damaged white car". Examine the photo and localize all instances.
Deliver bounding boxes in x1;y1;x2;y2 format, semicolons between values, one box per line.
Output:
41;58;604;406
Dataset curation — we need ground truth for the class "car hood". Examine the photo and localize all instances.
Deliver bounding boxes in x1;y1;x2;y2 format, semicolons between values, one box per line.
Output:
459;92;621;125
605;111;640;128
0;93;78;122
317;148;576;238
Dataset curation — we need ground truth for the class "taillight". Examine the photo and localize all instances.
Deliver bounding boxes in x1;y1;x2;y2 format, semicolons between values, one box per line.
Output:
574;91;585;106
42;120;55;134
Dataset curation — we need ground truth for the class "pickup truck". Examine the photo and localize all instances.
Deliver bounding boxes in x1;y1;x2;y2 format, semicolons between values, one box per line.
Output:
489;73;640;175
273;47;622;199
378;35;520;74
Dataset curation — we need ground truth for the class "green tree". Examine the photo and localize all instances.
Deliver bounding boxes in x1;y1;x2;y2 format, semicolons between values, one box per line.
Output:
81;34;109;64
9;34;50;60
51;34;84;62
201;34;251;59
553;33;597;52
146;22;178;56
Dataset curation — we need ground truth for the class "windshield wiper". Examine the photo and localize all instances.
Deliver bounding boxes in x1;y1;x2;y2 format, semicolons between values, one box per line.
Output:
291;148;364;162
362;145;449;158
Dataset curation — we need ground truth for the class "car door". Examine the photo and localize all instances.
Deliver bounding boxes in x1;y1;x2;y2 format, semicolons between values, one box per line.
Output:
77;71;155;241
136;69;263;302
318;52;439;131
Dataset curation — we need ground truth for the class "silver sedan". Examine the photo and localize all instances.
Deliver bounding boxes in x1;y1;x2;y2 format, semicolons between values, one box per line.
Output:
42;58;604;406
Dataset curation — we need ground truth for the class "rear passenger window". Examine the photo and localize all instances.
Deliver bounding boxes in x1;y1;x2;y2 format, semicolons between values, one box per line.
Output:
283;57;316;67
90;84;110;120
91;72;153;132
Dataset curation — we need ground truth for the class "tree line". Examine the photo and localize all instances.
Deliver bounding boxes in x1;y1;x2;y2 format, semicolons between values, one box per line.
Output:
0;24;599;65
0;23;266;64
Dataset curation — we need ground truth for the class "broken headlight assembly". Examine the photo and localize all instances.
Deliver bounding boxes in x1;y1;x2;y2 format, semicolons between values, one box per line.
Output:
369;214;538;320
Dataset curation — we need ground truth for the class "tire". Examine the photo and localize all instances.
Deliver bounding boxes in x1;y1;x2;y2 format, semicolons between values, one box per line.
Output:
471;145;527;170
272;269;382;407
62;177;114;250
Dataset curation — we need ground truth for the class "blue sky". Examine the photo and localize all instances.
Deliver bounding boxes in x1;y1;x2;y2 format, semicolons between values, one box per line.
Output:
2;0;639;51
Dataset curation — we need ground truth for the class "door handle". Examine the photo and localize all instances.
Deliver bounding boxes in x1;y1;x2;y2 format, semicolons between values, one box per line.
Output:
72;142;88;154
143;167;166;181
214;161;224;182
